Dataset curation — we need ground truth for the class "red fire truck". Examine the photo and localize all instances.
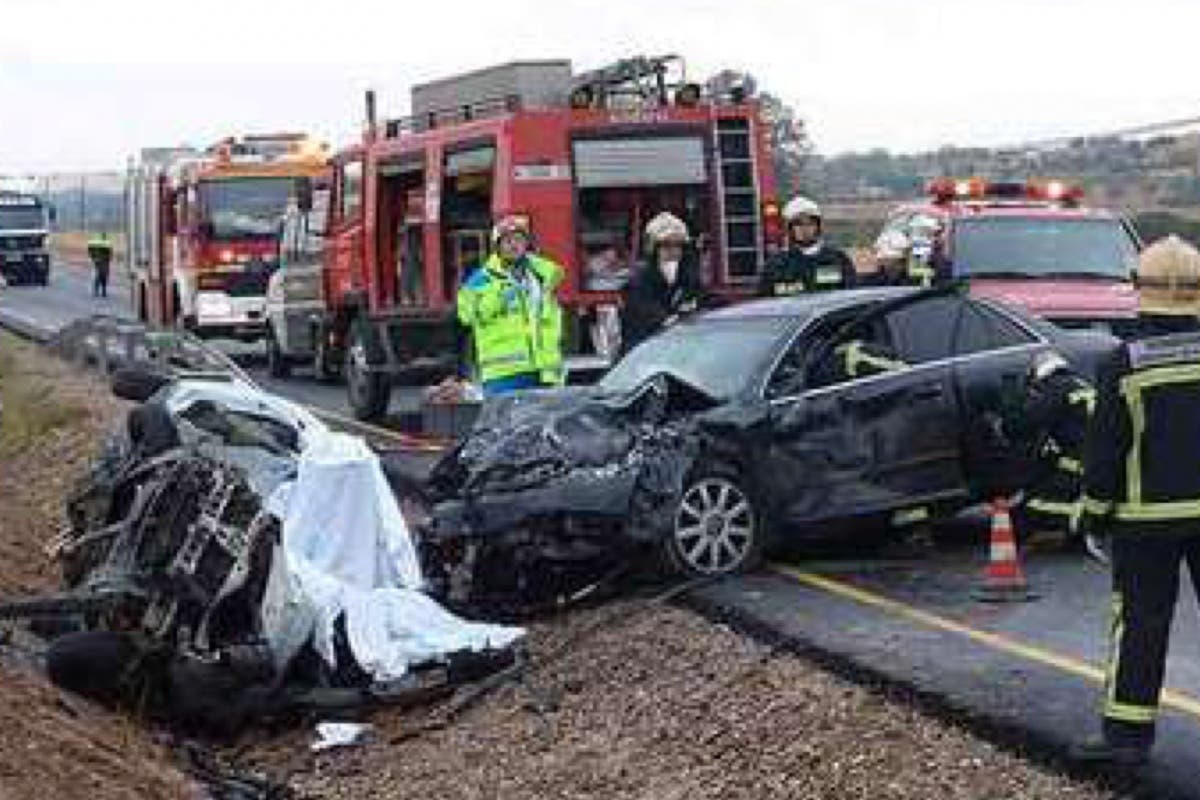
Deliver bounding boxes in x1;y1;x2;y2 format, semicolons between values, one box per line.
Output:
308;56;781;419
125;134;329;339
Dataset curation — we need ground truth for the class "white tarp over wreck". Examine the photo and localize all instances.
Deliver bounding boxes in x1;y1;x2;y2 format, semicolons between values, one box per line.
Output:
164;376;525;681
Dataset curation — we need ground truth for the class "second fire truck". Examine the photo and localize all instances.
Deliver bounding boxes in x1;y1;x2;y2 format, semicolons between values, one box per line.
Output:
125;134;329;340
277;56;781;419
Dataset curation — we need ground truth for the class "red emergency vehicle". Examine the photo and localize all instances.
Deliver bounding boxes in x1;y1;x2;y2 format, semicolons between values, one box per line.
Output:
874;178;1140;333
125;134;329;339
312;56;781;419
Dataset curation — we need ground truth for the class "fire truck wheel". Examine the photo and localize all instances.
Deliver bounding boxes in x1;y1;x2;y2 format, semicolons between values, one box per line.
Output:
265;327;291;379
345;322;391;420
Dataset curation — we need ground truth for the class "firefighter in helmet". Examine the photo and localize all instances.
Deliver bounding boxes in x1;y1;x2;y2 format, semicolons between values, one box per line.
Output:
1011;350;1095;546
619;211;705;354
758;195;856;297
1071;235;1200;765
456;215;565;397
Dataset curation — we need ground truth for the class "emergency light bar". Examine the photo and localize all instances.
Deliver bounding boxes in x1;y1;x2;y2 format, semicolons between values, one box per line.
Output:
927;177;1084;205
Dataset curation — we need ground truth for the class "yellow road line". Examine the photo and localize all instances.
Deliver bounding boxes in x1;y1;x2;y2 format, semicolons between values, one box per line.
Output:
771;564;1200;722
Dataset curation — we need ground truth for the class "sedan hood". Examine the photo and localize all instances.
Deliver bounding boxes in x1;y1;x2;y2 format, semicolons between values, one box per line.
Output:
969;277;1138;320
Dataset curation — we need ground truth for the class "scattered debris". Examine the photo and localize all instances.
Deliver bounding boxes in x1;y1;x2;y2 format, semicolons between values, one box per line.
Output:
311;722;374;752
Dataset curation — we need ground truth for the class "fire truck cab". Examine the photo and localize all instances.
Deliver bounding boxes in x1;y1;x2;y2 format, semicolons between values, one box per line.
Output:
125;134;329;340
874;178;1141;334
316;56;780;419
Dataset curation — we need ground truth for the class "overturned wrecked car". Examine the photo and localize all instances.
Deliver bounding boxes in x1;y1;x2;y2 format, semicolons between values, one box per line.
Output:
3;366;523;731
418;286;1117;591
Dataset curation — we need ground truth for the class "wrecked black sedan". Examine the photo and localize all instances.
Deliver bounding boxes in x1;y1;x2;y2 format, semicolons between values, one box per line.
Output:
420;286;1117;593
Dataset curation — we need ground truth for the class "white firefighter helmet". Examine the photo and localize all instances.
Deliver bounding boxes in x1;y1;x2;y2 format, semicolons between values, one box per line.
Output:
1137;235;1200;316
644;211;691;246
874;229;911;263
782;195;822;222
491;214;532;246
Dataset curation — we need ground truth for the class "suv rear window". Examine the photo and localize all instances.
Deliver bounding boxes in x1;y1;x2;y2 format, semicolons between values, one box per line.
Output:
951;217;1137;281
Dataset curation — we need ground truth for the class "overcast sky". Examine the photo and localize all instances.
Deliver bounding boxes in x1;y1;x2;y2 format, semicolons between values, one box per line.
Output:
3;0;1200;173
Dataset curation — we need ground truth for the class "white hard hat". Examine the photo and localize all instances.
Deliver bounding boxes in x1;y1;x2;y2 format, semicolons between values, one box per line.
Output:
782;195;822;222
644;211;690;245
491;214;532;246
874;229;911;262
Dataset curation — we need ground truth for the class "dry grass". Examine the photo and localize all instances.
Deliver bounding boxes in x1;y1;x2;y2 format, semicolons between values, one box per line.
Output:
0;337;89;457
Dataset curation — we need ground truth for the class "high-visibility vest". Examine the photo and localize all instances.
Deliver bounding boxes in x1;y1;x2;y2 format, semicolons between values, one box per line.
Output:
456;253;565;385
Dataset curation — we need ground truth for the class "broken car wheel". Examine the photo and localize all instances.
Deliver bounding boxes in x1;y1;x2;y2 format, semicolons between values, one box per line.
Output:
666;467;762;576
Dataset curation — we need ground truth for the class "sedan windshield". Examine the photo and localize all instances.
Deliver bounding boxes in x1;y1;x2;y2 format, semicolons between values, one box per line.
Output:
198;177;294;240
952;217;1137;280
601;317;791;401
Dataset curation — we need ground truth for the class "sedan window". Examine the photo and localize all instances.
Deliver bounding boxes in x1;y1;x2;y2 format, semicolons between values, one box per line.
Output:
954;301;1037;356
883;295;962;364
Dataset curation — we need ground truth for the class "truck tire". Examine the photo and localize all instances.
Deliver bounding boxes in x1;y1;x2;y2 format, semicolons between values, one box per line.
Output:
265;326;291;379
663;461;764;577
345;320;391;420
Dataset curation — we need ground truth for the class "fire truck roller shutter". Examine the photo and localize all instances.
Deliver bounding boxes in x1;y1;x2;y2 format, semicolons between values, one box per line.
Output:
572;137;706;188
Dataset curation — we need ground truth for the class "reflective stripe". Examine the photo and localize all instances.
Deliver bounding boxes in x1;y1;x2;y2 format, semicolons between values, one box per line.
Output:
479;351;531;369
1057;456;1083;475
907;262;934;288
892;507;930;526
1106;702;1158;724
1104;592;1124;716
1069;387;1096;415
814;267;843;286
1027;498;1080;516
1121;375;1147;507
1112;499;1200;521
842;341;906;377
1083;495;1113;516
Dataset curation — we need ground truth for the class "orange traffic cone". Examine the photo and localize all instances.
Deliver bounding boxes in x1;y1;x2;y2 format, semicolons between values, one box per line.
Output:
974;497;1037;602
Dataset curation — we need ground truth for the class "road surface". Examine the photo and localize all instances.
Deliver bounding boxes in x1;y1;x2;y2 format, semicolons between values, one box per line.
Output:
4;257;1200;796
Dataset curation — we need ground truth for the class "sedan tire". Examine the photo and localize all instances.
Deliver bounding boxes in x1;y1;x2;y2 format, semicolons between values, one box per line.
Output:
664;463;764;577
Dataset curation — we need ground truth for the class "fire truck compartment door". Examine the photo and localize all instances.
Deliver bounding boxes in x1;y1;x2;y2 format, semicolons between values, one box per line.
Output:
572;137;706;188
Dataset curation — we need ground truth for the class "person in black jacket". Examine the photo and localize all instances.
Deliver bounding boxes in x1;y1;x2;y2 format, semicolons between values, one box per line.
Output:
758;195;855;297
1070;235;1200;765
619;212;704;355
1010;351;1095;545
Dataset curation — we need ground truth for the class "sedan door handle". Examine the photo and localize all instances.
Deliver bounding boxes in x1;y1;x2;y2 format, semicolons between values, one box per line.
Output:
912;383;944;399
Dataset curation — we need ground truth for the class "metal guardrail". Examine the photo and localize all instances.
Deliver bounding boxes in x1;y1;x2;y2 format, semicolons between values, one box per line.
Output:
48;315;259;388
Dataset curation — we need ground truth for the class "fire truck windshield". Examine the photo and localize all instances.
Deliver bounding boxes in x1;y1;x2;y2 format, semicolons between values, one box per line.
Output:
0;206;46;230
952;217;1137;280
198;177;294;241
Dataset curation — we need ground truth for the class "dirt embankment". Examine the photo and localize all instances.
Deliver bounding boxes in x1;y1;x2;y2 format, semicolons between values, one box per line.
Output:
0;332;197;800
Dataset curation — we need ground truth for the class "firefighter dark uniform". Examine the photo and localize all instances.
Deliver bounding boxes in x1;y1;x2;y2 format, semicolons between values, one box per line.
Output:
620;254;703;354
1077;332;1200;758
1018;364;1095;535
758;244;856;297
1072;235;1200;764
620;212;704;354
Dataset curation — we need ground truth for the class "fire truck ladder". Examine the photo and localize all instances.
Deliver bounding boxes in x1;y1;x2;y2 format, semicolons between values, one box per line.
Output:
713;118;762;280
